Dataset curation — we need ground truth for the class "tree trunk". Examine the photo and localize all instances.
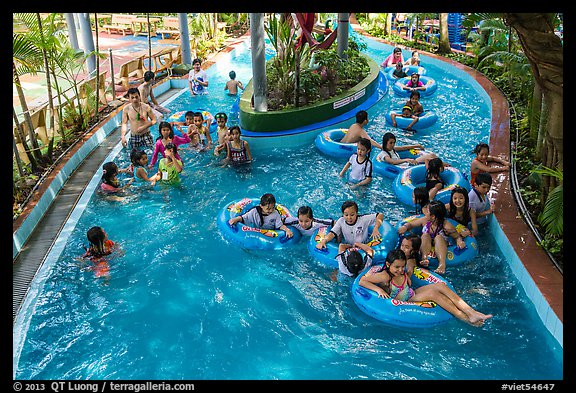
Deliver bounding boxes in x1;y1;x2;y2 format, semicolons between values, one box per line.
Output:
95;12;101;117
530;83;543;159
36;13;55;162
13;62;42;166
438;13;451;54
504;13;563;198
13;107;35;166
386;13;392;35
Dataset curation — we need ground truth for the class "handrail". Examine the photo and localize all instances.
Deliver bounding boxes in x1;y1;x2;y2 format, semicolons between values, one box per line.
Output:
508;99;563;275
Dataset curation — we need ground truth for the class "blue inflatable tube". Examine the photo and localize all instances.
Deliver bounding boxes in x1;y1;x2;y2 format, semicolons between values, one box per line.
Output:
352;266;455;328
392;75;438;98
384;109;438;130
373;148;434;179
217;198;302;250
386;65;427;81
314;128;358;160
396;215;479;267
307;221;398;267
167;109;217;134
392;164;471;205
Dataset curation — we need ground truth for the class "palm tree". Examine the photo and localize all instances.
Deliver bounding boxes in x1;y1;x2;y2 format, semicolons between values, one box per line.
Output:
35;13;57;160
12;31;43;168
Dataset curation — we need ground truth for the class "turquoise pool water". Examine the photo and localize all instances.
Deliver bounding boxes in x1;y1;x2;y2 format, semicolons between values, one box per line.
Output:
13;31;563;380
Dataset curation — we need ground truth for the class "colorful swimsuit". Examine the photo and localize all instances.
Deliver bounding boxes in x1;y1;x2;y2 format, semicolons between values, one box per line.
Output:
389;273;415;301
422;221;449;242
226;140;249;163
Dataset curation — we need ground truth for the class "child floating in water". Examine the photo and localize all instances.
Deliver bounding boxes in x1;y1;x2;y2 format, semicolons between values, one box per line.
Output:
359;249;492;326
228;193;294;238
80;226;118;279
283;205;334;236
339;137;373;189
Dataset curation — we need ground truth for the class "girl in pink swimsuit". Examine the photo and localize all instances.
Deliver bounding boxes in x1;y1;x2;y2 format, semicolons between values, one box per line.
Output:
99;161;133;194
359;249;493;326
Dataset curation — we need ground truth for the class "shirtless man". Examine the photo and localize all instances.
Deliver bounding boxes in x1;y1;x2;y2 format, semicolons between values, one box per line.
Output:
121;88;157;151
340;110;383;150
138;71;171;121
224;70;244;96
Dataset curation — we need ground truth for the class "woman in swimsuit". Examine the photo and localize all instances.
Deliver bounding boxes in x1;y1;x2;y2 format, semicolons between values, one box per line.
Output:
359;249;493;326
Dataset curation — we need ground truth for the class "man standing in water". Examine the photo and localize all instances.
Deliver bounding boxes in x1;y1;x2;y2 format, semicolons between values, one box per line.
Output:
121;88;157;152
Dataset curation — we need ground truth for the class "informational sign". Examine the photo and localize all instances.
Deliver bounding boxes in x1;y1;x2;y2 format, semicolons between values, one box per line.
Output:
333;89;366;110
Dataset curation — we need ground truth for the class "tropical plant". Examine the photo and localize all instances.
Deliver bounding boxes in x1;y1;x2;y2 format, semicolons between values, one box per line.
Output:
532;166;562;237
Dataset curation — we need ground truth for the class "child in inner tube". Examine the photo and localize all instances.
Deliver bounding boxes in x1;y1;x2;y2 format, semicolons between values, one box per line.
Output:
228;193;294;238
315;200;385;253
359;249;493;327
390;105;419;131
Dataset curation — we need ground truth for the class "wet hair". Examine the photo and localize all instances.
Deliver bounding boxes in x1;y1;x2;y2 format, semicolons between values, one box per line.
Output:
393;47;402;54
409;90;421;99
357;137;372;158
253;193;277;227
428;200;447;228
448;186;471;225
426;157;444;180
229;125;241;135
473;142;490;155
193;111;204;120
382;132;397;155
101;162;119;187
192;58;201;65
164;142;177;157
413;186;430;214
260;193;276;206
144;70;155;82
126;87;140;97
130;149;147;167
355;110;368;124
297;205;314;219
157;121;174;140
384;249;407;274
184;110;195;120
86;226;108;257
396;62;403;67
402;233;422;262
341;200;358;214
344;249;367;277
229;70;236;79
475;172;493;187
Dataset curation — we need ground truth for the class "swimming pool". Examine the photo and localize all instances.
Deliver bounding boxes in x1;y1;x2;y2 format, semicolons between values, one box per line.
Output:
13;30;563;380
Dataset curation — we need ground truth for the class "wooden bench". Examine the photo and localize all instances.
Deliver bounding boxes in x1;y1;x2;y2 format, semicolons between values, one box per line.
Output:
102;14;136;36
156;16;180;39
78;71;108;107
13;103;49;150
148;47;177;74
113;57;145;90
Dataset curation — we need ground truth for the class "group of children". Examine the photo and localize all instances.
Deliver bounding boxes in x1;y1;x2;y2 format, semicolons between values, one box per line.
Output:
83;50;509;327
222;189;494;326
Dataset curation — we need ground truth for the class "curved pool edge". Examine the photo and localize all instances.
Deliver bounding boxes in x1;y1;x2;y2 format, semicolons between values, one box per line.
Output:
13;22;563;351
350;16;563;348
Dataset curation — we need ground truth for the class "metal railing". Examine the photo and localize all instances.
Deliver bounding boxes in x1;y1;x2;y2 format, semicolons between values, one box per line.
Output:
508;99;562;275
